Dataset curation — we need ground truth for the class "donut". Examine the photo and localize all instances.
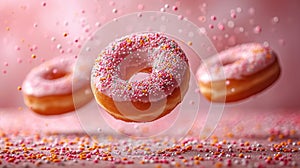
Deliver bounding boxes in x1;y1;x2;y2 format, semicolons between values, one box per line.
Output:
91;33;190;122
22;56;92;115
196;43;281;102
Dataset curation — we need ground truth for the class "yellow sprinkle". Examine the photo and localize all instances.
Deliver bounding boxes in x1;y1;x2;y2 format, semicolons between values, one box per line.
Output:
17;86;22;91
187;41;193;46
252;48;264;54
31;54;37;59
126;39;132;43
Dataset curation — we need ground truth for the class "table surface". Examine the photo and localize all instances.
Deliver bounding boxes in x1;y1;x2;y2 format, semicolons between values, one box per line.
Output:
0;107;299;168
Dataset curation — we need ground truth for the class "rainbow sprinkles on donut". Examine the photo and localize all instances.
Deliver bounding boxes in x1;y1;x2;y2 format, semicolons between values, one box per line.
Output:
196;43;281;102
91;32;190;122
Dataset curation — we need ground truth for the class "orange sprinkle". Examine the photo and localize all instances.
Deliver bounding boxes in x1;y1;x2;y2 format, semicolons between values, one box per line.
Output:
31;54;37;59
17;86;22;91
215;162;223;168
252;48;264;54
194;160;200;165
268;136;274;142
63;32;68;37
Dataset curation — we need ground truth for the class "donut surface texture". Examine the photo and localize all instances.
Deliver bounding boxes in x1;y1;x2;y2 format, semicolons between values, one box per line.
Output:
22;56;92;115
91;33;190;122
196;43;281;102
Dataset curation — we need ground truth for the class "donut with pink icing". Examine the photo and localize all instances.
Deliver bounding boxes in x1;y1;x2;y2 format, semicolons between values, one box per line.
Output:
196;43;281;102
91;33;190;122
22;56;92;115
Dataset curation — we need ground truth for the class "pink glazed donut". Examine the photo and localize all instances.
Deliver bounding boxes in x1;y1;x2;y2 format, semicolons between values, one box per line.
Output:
91;33;190;122
196;43;281;102
22;56;92;115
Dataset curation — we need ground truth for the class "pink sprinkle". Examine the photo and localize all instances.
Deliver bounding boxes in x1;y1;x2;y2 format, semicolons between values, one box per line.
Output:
198;16;206;22
84;25;90;33
109;1;115;6
178;15;183;20
218;23;225;31
231;12;237;19
172;6;178;11
41;2;46;7
52;69;58;74
4;62;8;66
254;25;262;34
2;70;7;74
210;15;217;21
112;8;118;14
209;24;214;29
15;46;21;51
17;58;23;63
137;4;144;10
278;39;285;46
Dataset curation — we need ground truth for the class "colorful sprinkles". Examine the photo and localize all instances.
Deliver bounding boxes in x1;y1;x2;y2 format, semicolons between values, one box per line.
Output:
0;130;299;167
91;33;189;102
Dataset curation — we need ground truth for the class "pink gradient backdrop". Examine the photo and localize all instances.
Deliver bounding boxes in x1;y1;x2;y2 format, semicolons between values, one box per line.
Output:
0;0;299;110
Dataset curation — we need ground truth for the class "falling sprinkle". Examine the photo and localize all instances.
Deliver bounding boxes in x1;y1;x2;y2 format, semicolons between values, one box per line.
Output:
198;16;206;22
278;39;285;46
253;25;262;34
177;15;183;20
236;7;242;13
138;4;144;10
172;6;178;11
231;12;236;19
33;23;38;28
160;8;166;12
210;15;217;21
272;17;279;24
51;37;56;42
112;8;118;14
227;21;235;28
57;44;62;49
263;41;269;47
218;23;225;31
95;22;101;27
41;2;47;7
248;7;255;15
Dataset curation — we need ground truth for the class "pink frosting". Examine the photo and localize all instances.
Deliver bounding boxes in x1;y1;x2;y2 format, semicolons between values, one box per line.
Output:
91;33;189;103
196;43;276;83
22;56;87;97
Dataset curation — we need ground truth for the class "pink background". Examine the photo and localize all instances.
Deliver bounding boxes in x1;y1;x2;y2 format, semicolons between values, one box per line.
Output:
0;0;299;110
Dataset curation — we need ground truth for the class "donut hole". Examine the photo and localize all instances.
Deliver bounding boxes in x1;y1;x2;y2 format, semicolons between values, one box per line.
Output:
131;101;151;111
128;67;152;82
44;68;68;80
